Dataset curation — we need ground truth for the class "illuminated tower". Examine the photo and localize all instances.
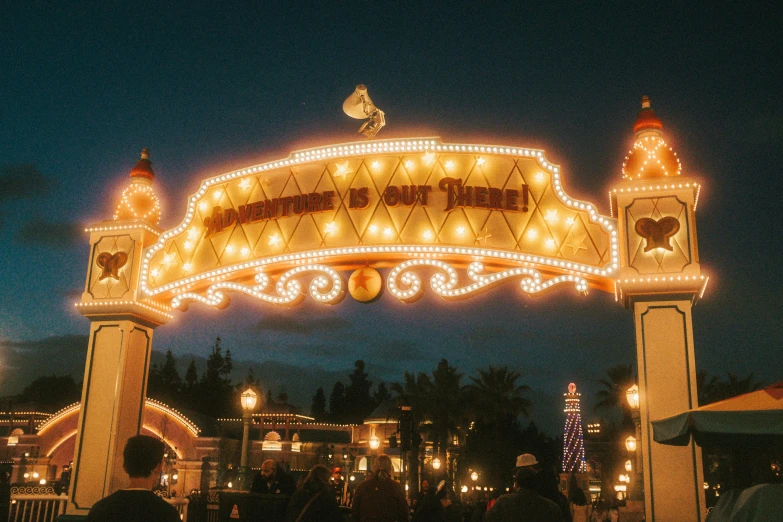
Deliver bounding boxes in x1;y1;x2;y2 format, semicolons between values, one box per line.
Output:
562;382;586;472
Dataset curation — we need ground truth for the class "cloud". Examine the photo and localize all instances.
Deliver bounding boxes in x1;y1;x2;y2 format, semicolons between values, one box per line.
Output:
365;340;425;361
251;314;352;335
15;219;83;248
0;335;88;393
0;165;54;202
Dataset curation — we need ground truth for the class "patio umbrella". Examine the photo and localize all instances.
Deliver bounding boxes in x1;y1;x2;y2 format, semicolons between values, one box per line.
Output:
651;382;783;446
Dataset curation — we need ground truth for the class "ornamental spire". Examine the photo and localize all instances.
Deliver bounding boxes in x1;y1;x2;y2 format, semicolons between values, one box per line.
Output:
129;147;155;182
622;97;682;180
114;148;161;225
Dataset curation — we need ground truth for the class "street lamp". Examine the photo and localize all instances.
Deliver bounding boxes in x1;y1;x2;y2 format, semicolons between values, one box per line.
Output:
625;435;637;453
625;384;639;410
470;471;478;482
239;387;258;491
626;384;644;501
625;460;633;473
369;435;380;450
432;457;441;470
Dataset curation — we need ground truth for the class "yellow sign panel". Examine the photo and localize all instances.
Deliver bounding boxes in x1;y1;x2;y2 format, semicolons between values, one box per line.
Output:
141;138;618;309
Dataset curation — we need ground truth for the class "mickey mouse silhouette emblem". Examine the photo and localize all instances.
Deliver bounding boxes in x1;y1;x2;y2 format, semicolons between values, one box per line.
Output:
96;251;128;280
634;217;680;252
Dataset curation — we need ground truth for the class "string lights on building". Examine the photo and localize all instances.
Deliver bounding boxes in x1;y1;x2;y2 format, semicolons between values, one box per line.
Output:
562;382;586;473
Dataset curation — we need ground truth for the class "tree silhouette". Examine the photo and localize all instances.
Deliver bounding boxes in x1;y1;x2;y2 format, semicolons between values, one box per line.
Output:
197;337;235;418
430;359;465;463
19;375;81;411
373;382;391;406
462;366;531;486
329;381;347;423
698;371;763;405
311;387;327;420
594;364;636;429
391;371;433;496
464;366;531;424
344;360;375;423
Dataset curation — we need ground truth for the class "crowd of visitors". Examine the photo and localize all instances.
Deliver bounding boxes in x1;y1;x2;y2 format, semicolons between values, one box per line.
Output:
81;435;626;522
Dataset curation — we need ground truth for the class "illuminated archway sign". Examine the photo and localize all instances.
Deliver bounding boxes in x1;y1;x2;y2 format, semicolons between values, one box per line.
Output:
72;99;708;522
139;138;616;311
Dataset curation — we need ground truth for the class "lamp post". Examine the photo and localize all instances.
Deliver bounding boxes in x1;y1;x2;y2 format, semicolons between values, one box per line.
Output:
239;387;258;491
625;384;643;501
369;434;380;474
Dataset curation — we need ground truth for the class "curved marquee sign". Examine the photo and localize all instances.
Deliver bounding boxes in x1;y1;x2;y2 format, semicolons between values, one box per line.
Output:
140;138;619;309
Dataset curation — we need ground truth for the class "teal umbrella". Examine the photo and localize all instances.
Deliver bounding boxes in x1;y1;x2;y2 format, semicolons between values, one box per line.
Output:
652;382;783;446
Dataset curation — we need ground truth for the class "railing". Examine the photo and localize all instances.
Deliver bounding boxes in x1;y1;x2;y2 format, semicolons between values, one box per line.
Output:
7;488;188;522
8;487;68;522
165;497;189;521
207;503;219;522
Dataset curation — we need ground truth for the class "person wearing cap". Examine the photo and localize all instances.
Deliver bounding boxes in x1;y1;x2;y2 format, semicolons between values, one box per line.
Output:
484;464;562;522
330;466;352;506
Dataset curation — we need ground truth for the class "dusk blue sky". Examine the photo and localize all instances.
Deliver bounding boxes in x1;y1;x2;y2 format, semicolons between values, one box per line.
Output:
1;3;780;433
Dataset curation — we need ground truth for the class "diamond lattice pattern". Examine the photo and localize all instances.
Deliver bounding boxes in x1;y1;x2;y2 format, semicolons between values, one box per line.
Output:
148;153;611;288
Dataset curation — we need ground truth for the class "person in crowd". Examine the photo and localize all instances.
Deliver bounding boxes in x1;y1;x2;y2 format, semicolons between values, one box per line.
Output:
589;499;609;522
331;466;352;507
536;464;572;522
0;469;11;522
486;490;502;511
483;466;562;522
412;478;431;512
86;435;180;522
351;454;409;522
436;483;462;522
251;459;296;496
285;464;343;522
413;478;441;521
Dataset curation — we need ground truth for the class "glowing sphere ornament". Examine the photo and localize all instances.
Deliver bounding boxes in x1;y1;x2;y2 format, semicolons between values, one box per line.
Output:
348;267;383;302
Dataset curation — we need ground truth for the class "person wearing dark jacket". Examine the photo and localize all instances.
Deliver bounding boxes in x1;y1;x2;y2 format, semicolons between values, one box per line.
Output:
352;454;409;522
536;465;572;522
86;435;180;522
285;465;343;522
484;467;562;522
251;459;297;496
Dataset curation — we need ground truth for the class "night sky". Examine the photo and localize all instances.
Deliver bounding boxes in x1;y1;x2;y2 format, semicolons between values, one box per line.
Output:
1;3;780;433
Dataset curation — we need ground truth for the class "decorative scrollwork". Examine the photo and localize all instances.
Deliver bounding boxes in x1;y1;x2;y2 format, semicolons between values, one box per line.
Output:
387;260;588;302
171;264;345;310
10;485;57;495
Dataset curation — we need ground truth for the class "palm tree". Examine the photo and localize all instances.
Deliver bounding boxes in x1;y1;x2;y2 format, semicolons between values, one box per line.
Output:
430;359;466;479
697;370;721;405
391;371;433;493
699;371;763;405
594;364;636;415
390;371;433;424
464;366;531;423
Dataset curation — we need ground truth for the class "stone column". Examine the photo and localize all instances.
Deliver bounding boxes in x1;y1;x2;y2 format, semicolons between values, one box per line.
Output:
614;177;707;522
67;221;170;514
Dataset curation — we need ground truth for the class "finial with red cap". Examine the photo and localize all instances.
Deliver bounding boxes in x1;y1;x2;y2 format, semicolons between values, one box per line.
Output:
129;148;155;182
114;148;161;225
633;95;664;137
622;96;681;180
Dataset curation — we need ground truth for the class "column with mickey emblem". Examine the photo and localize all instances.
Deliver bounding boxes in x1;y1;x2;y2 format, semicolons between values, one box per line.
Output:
68;150;171;514
612;98;708;522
